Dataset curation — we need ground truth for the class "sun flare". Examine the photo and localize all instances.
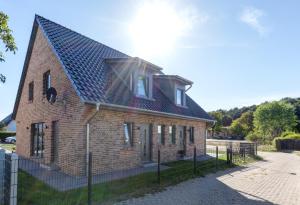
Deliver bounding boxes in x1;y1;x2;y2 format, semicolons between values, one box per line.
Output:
129;1;196;58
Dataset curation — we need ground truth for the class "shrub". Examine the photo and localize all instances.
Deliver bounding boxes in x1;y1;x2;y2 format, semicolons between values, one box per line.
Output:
273;133;300;150
280;131;297;138
0;131;16;141
246;132;260;142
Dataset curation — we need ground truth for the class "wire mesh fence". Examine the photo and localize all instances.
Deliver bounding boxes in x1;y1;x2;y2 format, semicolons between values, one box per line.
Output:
0;143;259;205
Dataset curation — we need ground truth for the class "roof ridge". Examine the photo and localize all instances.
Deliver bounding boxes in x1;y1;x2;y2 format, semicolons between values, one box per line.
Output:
35;14;130;58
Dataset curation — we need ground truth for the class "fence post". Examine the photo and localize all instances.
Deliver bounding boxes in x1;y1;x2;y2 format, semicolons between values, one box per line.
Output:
226;148;229;164
10;153;18;205
243;148;246;162
157;149;161;184
230;148;233;165
193;146;196;175
255;143;258;155
0;149;4;204
88;152;92;205
215;146;218;170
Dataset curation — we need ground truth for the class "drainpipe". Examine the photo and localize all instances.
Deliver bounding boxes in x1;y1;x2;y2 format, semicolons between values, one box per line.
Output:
86;103;100;175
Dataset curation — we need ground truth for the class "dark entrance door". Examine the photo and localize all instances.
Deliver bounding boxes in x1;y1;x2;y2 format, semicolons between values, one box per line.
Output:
140;124;151;162
178;126;186;155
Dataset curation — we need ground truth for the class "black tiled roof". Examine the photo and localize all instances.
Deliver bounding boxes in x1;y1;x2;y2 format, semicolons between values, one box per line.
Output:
13;15;213;121
1;114;12;126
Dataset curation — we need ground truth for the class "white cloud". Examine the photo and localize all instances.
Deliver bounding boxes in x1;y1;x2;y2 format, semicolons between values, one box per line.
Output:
240;7;267;36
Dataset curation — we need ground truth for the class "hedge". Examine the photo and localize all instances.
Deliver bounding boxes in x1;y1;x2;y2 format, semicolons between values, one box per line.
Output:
274;133;300;150
0;131;16;141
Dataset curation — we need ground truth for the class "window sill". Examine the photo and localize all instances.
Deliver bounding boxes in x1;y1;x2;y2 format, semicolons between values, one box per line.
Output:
175;104;188;109
122;145;134;151
135;95;155;101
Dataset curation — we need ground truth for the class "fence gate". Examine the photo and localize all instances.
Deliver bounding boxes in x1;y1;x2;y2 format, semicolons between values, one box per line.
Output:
0;149;18;205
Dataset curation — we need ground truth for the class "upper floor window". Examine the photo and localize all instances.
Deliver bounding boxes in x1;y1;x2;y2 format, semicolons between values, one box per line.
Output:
43;71;51;95
123;122;133;146
176;88;184;106
137;75;149;97
28;81;34;102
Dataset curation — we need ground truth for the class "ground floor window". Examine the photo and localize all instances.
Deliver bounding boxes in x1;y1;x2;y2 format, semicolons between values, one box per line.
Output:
169;125;176;144
31;122;45;157
123;122;133;146
158;125;165;145
189;127;195;144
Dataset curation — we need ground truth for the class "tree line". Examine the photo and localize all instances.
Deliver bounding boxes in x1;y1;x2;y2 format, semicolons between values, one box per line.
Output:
209;97;300;143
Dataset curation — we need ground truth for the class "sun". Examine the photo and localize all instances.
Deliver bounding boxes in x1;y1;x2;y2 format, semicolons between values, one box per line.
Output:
129;1;190;58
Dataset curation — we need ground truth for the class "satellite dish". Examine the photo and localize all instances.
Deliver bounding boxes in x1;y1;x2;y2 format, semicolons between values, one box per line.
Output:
46;87;57;104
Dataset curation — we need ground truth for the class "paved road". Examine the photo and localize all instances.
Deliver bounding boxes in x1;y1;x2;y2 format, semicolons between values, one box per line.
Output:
117;152;300;205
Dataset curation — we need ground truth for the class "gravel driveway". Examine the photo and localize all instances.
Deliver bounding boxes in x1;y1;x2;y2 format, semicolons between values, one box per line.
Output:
117;152;300;205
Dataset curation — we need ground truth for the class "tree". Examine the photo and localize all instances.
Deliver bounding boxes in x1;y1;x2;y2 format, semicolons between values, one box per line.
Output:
253;101;297;141
0;11;17;83
210;111;223;135
230;111;254;138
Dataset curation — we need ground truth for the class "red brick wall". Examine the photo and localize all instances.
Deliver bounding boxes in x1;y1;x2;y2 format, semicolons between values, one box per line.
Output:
15;27;89;175
89;108;207;174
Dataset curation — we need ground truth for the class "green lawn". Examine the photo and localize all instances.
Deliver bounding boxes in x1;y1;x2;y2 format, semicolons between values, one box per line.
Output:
18;155;259;205
0;143;16;152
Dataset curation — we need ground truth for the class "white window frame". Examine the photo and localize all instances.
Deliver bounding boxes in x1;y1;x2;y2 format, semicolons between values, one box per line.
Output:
123;122;133;146
175;84;186;107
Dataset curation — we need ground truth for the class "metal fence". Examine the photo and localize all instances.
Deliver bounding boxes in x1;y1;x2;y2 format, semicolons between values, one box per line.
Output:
2;144;257;205
0;150;18;205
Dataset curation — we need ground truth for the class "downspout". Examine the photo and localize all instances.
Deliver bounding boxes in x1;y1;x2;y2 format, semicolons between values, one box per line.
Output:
86;103;100;175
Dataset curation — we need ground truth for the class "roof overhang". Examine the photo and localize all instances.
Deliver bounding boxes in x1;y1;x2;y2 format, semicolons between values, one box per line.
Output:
154;75;193;85
84;100;215;123
12;18;39;119
105;57;163;74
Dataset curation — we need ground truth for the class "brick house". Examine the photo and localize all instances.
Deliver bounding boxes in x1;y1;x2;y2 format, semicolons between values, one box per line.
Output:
12;15;214;175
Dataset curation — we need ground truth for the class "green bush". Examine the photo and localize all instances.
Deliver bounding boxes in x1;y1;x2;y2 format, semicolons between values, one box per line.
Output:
246;132;260;142
280;131;297;138
273;133;300;150
0;131;16;141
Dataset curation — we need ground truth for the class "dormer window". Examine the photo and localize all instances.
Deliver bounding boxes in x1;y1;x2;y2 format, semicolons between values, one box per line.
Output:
176;88;184;106
137;75;149;97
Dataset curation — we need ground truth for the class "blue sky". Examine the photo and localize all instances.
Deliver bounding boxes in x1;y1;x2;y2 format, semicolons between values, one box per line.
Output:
1;0;300;119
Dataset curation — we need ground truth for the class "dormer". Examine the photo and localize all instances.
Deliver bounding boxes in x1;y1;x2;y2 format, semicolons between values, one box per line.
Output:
154;75;193;107
105;57;162;100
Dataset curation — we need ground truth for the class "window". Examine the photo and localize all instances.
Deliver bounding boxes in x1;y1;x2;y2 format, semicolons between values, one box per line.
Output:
158;125;165;145
123;122;133;146
28;81;34;101
137;75;149;97
189;127;194;144
169;125;176;144
176;88;184;106
31;122;44;157
43;71;51;95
